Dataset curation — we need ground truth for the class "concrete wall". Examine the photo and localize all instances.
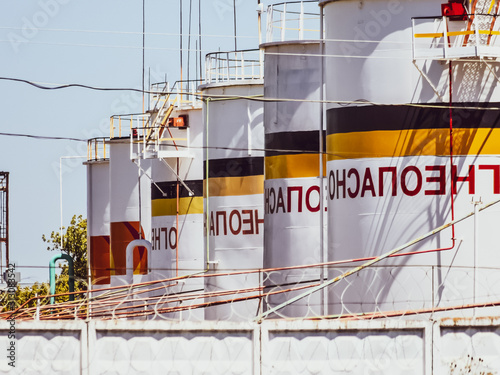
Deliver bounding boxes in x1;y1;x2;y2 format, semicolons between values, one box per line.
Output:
1;318;500;374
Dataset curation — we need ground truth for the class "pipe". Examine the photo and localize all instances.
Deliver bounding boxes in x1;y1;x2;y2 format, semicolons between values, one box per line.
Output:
414;61;457;256
49;253;74;305
205;98;212;273
473;197;481;313
417;60;458;255
5;172;8;269
176;159;180;277
257;0;262;46
255;198;500;322
126;239;152;283
319;3;325;316
86;163;92;319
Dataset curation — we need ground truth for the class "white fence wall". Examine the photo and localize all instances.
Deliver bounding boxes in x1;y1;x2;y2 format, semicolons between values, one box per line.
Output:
1;318;500;374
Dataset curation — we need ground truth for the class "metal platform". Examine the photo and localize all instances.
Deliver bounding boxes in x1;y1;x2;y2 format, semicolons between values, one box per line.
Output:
412;14;500;60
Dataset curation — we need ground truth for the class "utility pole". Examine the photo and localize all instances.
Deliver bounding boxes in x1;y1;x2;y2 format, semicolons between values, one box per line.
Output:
233;0;238;51
0;172;9;272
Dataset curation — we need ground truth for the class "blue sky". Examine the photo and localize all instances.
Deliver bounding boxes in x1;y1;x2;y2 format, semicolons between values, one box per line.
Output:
0;0;264;283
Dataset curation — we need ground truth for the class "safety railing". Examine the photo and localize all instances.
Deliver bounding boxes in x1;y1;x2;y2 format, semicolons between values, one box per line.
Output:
110;113;149;140
108;81;201;160
111;81;202;141
205;49;263;84
266;1;321;43
130;121;191;160
87;137;109;162
412;14;500;60
5;262;500;321
5;198;500;322
150;80;202;109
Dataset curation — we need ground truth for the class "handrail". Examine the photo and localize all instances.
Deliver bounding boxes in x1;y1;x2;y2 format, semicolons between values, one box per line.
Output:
110;80;202;140
87;138;109;162
266;1;321;43
6;197;500;319
205;49;263;84
256;198;500;321
412;13;500;60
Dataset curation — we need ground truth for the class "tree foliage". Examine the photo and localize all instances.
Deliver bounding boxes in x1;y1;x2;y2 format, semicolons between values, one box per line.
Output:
42;214;88;290
2;215;87;312
12;282;50;309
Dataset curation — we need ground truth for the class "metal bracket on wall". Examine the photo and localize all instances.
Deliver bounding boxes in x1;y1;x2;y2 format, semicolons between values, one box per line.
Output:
160;158;195;196
412;60;446;103
133;160;168;197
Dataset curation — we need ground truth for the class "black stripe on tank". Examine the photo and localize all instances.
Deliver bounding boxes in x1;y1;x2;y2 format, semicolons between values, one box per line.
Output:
265;130;326;157
327;103;500;135
152;180;203;200
204;157;264;179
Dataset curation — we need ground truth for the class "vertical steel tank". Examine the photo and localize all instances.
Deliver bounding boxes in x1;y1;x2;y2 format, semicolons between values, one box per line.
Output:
321;0;500;316
262;39;326;318
109;138;151;286
150;105;205;320
202;50;265;320
86;138;111;290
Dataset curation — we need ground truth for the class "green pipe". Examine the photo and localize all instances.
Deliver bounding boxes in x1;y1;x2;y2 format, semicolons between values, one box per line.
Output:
49;253;74;305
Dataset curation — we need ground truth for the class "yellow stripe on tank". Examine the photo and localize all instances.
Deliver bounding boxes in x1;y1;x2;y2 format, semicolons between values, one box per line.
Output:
265;154;327;180
327;128;500;160
152;197;203;217
204;175;264;197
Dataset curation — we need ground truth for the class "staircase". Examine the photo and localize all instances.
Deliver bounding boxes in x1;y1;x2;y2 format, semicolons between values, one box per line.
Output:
130;82;197;161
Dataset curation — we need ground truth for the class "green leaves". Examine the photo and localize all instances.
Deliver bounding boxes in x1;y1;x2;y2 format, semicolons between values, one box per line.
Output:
42;214;87;290
2;215;88;312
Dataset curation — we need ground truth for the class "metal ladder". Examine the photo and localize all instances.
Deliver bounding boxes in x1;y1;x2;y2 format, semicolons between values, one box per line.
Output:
463;0;500;46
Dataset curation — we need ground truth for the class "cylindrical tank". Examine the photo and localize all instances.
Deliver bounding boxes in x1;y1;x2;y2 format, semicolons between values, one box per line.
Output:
201;81;265;321
86;139;111;291
262;41;326;318
109;139;152;287
150;106;204;320
322;0;500;316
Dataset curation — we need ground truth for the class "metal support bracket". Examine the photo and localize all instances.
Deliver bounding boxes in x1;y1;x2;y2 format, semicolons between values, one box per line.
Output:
160;158;195;196
412;60;446;103
133;160;168;197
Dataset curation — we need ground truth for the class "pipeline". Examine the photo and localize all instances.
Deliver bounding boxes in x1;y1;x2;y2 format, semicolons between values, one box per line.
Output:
49;253;74;305
255;198;500;322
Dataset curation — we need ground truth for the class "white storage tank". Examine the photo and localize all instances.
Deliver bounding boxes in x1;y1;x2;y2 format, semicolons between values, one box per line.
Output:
321;0;500;316
150;105;205;320
109;138;152;287
262;40;326;318
86;138;111;290
202;50;265;320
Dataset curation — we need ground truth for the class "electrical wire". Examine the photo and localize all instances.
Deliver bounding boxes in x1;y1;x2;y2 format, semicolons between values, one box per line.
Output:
0;132;85;142
0;26;257;40
0;39;213;52
2;76;500;111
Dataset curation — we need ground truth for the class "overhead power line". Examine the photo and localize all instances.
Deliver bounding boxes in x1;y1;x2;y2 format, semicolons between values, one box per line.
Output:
0;26;257;40
0;132;86;142
0;39;211;52
2;76;500;112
